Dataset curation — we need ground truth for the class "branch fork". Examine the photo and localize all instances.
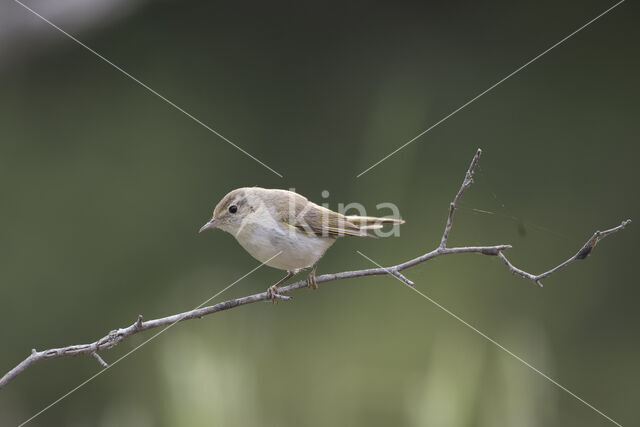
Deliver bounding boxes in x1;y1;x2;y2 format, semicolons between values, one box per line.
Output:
0;148;630;389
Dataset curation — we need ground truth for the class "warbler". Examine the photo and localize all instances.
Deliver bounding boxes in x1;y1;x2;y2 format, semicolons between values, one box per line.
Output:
199;187;404;301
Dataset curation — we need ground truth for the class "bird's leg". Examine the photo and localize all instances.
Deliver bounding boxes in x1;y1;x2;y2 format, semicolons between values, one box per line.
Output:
267;271;295;303
306;263;318;290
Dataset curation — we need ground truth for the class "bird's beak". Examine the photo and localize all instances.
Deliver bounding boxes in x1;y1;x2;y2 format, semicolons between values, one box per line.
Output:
199;219;218;233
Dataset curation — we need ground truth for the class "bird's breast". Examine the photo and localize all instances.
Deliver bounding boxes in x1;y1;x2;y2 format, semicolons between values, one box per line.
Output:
233;220;335;271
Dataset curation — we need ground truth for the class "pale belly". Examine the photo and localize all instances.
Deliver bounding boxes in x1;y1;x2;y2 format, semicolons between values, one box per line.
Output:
233;222;336;272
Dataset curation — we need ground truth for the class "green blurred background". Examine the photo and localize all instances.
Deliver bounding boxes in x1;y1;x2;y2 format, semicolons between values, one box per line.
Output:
1;1;638;426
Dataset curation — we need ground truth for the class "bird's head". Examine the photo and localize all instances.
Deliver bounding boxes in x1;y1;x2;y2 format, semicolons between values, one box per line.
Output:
199;188;259;234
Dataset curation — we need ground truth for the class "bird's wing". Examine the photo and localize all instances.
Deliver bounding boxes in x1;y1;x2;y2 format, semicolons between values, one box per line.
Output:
345;215;405;230
278;195;371;238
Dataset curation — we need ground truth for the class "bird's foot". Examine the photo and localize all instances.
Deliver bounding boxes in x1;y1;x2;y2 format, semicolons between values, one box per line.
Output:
266;285;292;303
266;271;295;304
306;272;318;290
267;285;280;304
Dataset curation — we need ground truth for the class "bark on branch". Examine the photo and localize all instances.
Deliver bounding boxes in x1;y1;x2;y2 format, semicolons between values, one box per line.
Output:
0;148;631;389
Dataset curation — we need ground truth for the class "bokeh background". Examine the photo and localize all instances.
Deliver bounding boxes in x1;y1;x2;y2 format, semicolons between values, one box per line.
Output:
1;1;638;426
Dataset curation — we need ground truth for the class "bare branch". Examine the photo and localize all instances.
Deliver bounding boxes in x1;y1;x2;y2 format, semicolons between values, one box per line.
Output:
440;147;482;248
0;148;630;389
91;352;108;368
498;219;631;287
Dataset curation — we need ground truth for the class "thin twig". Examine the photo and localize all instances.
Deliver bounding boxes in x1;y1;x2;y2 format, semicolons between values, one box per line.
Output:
498;220;631;287
0;148;630;389
440;148;482;248
91;352;108;369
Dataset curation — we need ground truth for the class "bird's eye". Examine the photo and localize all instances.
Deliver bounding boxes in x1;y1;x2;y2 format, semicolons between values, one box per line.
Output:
229;205;238;214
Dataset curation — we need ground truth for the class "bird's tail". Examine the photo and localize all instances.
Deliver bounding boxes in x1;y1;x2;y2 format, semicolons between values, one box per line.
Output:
345;215;405;231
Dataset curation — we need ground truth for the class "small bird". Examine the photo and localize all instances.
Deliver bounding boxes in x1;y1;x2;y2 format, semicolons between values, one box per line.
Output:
199;187;404;301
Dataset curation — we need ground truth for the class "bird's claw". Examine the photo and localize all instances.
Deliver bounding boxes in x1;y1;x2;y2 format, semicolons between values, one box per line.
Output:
267;285;280;304
267;286;292;303
306;273;318;290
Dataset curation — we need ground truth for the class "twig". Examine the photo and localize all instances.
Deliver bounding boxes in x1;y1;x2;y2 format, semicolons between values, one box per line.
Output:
498;220;631;287
440;148;482;248
0;148;630;389
91;352;108;369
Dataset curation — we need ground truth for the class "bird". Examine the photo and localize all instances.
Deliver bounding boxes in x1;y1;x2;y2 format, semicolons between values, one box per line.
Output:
199;187;404;302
